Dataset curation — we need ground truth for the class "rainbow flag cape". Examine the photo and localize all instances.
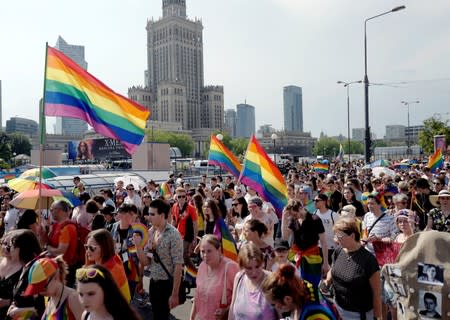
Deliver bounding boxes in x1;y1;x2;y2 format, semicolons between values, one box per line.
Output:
208;135;242;178
159;182;172;200
43;46;150;154
104;254;131;302
313;163;329;173
239;135;288;216
428;148;444;173
214;218;238;261
12;310;37;320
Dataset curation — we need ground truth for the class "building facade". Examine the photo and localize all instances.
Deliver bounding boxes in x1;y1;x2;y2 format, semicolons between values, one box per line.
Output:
283;86;303;132
201;86;223;130
259;131;316;157
385;125;406;140
236;103;255;138
6;117;38;136
54;36;88;136
224;109;236;138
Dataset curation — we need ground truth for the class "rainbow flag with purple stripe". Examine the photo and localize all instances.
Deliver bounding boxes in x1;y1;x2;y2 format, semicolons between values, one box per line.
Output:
159;182;172;200
44;46;150;154
313;163;329;173
208;135;242;178
428;148;444;173
214;218;238;261
239;135;288;216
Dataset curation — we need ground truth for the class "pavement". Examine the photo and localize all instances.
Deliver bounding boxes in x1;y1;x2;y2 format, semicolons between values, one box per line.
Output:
133;276;194;320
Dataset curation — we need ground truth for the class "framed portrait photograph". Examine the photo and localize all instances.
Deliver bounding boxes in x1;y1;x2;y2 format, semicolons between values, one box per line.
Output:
417;263;444;286
418;290;442;319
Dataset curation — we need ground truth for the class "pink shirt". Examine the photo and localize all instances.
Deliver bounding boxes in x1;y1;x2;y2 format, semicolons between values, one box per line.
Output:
193;258;239;320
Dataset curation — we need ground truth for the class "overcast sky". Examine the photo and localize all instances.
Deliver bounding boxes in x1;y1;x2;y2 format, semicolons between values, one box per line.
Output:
2;0;450;139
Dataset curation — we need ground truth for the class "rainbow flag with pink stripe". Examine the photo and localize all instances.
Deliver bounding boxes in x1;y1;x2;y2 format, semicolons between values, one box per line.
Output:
208;135;242;178
313;163;329;173
428;148;444;173
44;46;150;154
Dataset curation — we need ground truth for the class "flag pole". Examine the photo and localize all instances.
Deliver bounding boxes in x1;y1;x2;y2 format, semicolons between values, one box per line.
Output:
39;43;49;215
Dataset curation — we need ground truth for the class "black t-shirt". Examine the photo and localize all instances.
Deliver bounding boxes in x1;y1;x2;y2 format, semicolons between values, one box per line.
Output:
330;190;343;213
289;213;325;250
331;246;380;312
342;199;365;217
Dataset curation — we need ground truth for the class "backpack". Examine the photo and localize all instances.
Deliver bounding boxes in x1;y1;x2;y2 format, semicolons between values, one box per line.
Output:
59;220;90;265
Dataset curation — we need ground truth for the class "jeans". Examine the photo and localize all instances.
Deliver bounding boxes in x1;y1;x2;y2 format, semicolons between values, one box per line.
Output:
150;279;172;320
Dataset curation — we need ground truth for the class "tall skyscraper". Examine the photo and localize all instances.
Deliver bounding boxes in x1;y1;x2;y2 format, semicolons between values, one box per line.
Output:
54;36;88;136
146;0;204;129
224;109;237;138
283;86;303;132
236;103;255;138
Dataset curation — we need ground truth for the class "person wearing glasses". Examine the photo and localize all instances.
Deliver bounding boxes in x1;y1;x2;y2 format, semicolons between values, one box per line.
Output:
84;229;131;302
230;197;249;239
22;256;83;320
77;265;140;320
325;218;381;320
135;199;183;320
3;230;44;320
313;193;339;264
124;184;142;209
171;187;198;273
427;189;450;232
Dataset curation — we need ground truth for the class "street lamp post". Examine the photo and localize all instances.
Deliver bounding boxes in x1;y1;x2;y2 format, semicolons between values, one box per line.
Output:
216;133;224;174
271;133;278;165
337;80;362;163
364;5;406;163
401;100;420;155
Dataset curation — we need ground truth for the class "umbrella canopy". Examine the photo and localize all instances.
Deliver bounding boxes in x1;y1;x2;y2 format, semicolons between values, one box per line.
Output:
393;163;411;170
370;159;391;168
20;167;57;179
372;166;396;178
114;175;146;190
10;189;81;210
8;176;55;193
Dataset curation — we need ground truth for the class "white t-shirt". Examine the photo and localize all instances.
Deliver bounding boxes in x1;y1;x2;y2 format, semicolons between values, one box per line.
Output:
314;209;339;250
4;208;19;232
363;211;398;255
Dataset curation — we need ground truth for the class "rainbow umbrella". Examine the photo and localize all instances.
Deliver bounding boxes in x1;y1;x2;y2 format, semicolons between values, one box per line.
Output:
370;159;391;168
8;176;55;193
9;189;81;210
20;167;57;179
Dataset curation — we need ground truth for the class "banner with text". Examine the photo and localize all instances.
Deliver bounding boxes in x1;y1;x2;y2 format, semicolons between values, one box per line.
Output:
68;138;130;161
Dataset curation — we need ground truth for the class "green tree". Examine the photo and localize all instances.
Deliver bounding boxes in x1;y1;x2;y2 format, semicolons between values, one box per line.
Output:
9;133;32;155
0;132;12;163
146;129;194;156
419;116;450;154
230;138;249;158
313;136;340;157
343;140;364;155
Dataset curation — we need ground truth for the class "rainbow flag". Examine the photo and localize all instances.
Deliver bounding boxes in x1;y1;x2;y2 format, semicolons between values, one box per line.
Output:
104;254;131;302
239;135;288;216
313;163;329;173
428;148;444;173
208;135;242;178
159;182;172;200
12;310;36;320
44;46;150;154
214;218;238;261
335;144;344;162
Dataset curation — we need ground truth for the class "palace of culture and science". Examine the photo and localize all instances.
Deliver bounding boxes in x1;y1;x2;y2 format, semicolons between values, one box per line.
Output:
129;0;224;156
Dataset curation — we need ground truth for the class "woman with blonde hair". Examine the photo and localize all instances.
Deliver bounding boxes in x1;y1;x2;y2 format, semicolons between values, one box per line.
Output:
228;242;278;319
190;235;239;320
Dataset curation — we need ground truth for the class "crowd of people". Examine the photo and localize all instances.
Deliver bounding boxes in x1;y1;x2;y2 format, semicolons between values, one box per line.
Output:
0;160;449;319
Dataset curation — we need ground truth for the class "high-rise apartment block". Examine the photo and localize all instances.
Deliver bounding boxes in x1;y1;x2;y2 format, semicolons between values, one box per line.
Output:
6;117;38;136
54;36;88;136
236;103;255;138
283;86;303;132
224;109;237;138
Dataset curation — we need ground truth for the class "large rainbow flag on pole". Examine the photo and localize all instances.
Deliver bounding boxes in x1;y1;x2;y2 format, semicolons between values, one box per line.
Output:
239;135;288;216
428;148;444;173
208;135;242;178
43;46;150;154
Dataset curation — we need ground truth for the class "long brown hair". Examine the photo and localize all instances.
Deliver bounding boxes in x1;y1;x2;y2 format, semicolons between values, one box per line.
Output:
87;229;115;263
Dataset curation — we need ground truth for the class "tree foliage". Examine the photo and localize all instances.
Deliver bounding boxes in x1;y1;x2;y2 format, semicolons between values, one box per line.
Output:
0;132;12;163
146;129;194;157
419;116;450;154
9;133;32;156
314;136;363;157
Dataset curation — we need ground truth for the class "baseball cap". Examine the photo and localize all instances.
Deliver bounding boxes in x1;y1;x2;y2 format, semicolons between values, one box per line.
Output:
23;258;58;296
274;239;290;251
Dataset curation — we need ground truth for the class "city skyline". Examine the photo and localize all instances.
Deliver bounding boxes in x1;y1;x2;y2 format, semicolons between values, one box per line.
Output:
2;0;450;139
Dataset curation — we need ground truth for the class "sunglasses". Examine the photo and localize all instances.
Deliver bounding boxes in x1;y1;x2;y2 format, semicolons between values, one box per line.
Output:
177;195;186;199
127;188;134;191
76;268;105;281
84;244;98;252
313;199;323;202
232;203;239;207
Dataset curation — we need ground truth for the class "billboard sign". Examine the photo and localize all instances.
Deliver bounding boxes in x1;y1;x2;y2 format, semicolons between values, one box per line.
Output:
434;135;447;154
68;138;130;161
